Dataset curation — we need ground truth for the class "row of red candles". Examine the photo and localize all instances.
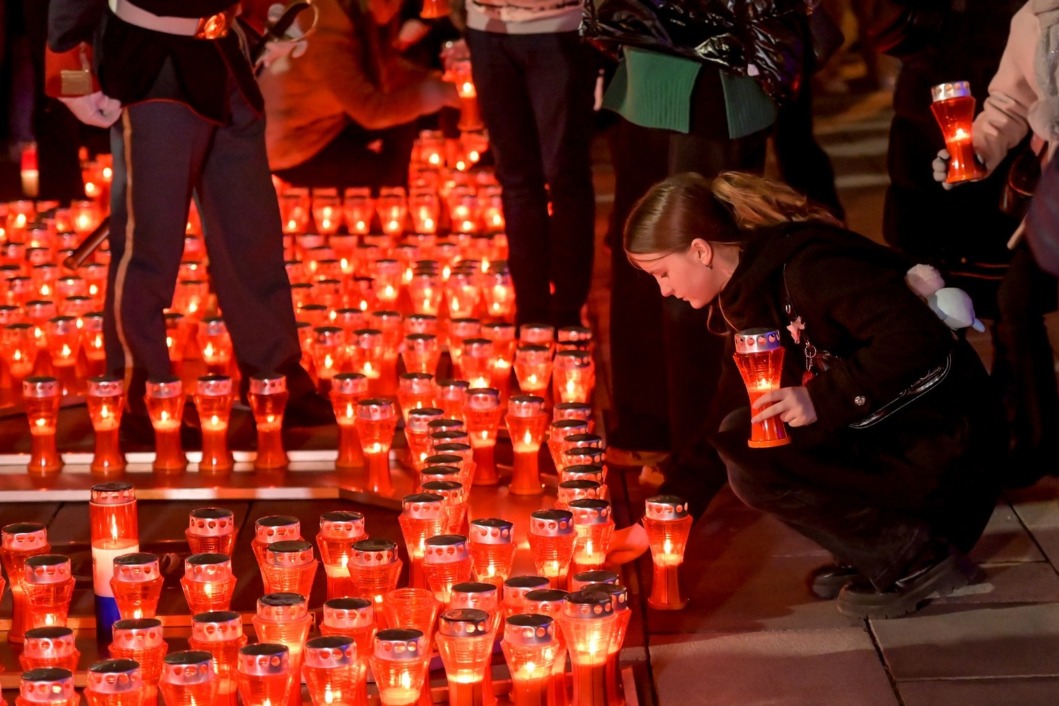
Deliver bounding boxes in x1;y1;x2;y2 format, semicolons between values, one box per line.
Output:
0;484;694;706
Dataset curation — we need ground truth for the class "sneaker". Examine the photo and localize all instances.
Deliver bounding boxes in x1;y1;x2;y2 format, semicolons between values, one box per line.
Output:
835;544;975;619
807;562;862;600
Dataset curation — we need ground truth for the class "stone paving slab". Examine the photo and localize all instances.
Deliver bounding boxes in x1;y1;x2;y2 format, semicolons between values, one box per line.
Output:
650;628;899;706
897;677;1059;706
970;501;1044;564
872;603;1059;680
1007;480;1059;567
938;561;1059;606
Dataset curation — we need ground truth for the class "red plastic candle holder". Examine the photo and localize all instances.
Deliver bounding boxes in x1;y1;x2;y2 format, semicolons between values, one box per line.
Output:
733;329;791;449
21;626;80;672
354;398;398;495
405;407;445;472
557;591;618;706
180;554;236;614
249;374;289;470
304;635;359;706
90;482;140;643
85;658;144;706
198;318;233;376
320;598;374;706
17;667;79;706
236;643;292;706
467;518;515;589
465;387;501;486
188;611;246;706
399;493;447;589
930;81;986;184
552;351;594;405
436;609;494;706
253;516;302;582
23;555;75;629
109;618;167;706
159;650;218;706
422;534;472;604
331;373;369;469
436;380;470;423
369;629;430;706
506;395;549;495
350;539;402;609
644;495;694;610
569;499;614;576
23;376;62;474
253;594;312;706
145;376;186;473
513;345;551;396
317;510;367;600
186;507;236;557
111;552;164;620
502;614;559;706
528;510;576;589
86;376;126;474
262;540;318;598
193;375;234;473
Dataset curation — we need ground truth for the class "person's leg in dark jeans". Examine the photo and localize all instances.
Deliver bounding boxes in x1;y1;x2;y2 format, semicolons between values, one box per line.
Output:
466;28;550;325
996;245;1059;485
467;29;596;328
524;31;597;327
773;82;845;220
606;117;670;453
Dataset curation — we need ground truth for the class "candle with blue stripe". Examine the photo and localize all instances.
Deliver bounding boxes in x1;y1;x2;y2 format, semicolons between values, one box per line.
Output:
89;481;140;642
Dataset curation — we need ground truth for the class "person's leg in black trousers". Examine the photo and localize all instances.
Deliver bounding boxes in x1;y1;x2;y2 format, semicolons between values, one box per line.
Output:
606;117;671;453
466;29;596;328
773;81;845;220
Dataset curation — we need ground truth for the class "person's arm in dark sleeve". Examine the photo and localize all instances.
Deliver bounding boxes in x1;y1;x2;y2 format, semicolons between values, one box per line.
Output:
788;249;954;431
48;0;106;51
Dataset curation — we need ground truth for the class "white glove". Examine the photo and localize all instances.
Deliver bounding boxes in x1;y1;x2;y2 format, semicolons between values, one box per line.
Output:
932;149;954;190
59;91;122;128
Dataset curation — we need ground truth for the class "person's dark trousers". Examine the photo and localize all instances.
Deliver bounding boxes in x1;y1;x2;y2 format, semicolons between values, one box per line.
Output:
995;245;1059;477
24;0;85;201
273;120;418;192
605;117;670;450
466;28;597;328
773;82;844;220
664;127;768;451
105;86;314;412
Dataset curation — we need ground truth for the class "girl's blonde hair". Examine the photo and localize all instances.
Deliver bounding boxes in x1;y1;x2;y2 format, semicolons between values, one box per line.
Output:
624;172;841;257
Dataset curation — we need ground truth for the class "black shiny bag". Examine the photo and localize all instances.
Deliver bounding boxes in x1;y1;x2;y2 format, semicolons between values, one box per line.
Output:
580;0;808;104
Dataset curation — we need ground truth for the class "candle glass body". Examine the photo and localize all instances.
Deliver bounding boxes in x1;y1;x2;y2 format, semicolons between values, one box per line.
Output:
528;511;576;589
320;598;375;706
303;636;359;706
253;595;312;706
145;378;186;472
188;611;246;706
405;407;444;472
930;82;986;184
464;388;501;486
248;375;289;470
109;619;167;706
435;610;494;706
350;539;403;608
84;659;145;706
644;497;694;610
253;516;303;582
506;396;548;496
193;376;234;473
399;495;447;589
354;399;398;495
502;615;559;706
558;596;618;706
111;553;164;620
422;535;472;604
23;377;62;474
90;482;140;643
468;519;516;590
21;626;80;671
16;667;80;706
262;541;318;597
331;374;369;469
569;500;615;576
158;650;218;706
512;345;551;396
236;644;293;706
317;510;367;600
369;630;430;706
180;554;236;614
732;330;791;448
23;555;75;629
186;507;236;557
86;376;126;474
552;352;594;405
2;523;50;643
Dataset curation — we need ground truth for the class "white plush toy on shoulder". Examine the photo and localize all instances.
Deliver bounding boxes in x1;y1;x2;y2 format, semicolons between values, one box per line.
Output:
905;264;986;332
